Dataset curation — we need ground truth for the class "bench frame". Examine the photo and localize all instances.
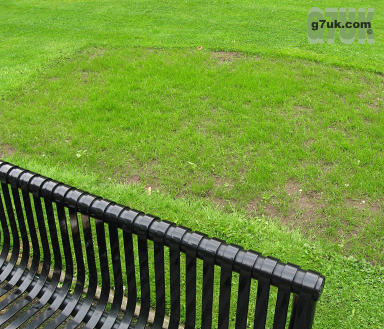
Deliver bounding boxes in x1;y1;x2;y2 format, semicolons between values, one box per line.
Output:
0;160;324;329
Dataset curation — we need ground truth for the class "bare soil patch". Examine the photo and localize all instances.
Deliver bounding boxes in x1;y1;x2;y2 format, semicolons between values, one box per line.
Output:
0;144;16;158
212;51;245;64
345;198;381;213
89;48;106;59
122;175;141;185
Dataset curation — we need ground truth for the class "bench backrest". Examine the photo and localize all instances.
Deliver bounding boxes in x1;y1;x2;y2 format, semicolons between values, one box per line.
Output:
0;160;324;329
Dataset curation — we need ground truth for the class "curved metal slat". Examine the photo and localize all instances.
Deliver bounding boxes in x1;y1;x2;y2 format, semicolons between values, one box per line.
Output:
135;237;151;329
21;202;74;329
65;214;98;329
43;209;86;329
0;185;11;270
0;187;30;296
9;200;69;328
100;224;124;329
117;232;137;329
83;217;111;329
0;190;41;312
0;195;55;328
152;242;166;329
0;183;21;284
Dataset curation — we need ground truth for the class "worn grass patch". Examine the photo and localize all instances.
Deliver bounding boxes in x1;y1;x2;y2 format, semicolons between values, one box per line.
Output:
0;144;16;159
1;47;383;263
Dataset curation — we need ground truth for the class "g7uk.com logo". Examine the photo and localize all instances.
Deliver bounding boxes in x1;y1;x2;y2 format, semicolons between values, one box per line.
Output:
307;8;374;44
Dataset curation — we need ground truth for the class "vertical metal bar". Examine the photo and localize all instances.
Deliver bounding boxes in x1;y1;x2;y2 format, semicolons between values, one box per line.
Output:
272;288;291;329
201;260;215;329
135;237;150;328
65;214;98;329
11;201;72;329
83;217;111;329
152;242;166;329
288;294;316;329
0;187;29;295
253;281;270;329
12;186;30;269
0;192;47;325
217;267;232;329
43;199;63;281
20;189;41;276
2;195;57;328
44;209;86;329
0;190;40;312
118;232;137;329
0;185;10;270
169;248;181;329
0;183;21;283
100;224;124;329
235;273;252;329
185;255;197;329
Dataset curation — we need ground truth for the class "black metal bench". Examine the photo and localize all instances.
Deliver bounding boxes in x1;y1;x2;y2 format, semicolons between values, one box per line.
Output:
0;160;324;329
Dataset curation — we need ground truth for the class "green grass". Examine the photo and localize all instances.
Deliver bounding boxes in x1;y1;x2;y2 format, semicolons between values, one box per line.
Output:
1;0;384;327
1;47;383;263
1;0;383;92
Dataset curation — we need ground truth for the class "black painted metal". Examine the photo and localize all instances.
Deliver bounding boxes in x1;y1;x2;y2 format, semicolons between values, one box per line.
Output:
0;160;325;328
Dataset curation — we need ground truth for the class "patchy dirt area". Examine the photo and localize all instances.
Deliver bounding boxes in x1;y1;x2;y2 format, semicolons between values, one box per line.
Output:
245;181;324;231
214;176;234;190
283;181;323;223
345;198;381;213
212;196;226;209
244;179;382;252
293;105;313;116
88;47;106;59
211;51;247;64
121;175;141;185
0;144;16;159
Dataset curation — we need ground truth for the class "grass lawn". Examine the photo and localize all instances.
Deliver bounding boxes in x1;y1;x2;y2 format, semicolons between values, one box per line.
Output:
1;0;383;92
1;0;383;328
